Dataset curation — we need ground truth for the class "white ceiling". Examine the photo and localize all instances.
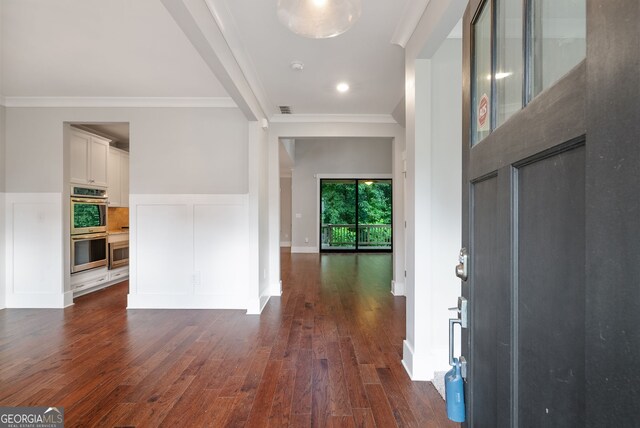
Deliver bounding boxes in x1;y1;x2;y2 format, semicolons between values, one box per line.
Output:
221;0;409;115
2;0;416;116
1;0;228;97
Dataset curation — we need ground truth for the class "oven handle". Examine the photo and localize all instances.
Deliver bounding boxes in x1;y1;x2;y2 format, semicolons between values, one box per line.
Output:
71;233;108;240
71;198;107;204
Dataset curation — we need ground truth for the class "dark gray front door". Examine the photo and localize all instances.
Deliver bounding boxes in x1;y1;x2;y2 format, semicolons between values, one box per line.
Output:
460;1;639;427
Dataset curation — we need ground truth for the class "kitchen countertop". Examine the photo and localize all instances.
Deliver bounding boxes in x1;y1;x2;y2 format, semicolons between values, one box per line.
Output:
107;229;129;235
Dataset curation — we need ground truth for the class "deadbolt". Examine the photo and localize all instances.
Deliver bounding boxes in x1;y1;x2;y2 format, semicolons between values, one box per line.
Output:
455;248;468;281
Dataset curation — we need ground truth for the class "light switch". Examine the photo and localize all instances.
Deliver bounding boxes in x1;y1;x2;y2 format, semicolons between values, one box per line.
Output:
295;213;302;218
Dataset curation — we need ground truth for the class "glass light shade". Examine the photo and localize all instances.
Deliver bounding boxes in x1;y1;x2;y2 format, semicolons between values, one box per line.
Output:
277;0;362;39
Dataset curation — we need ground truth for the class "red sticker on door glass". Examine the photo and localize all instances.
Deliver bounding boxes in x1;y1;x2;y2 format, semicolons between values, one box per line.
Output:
478;93;489;131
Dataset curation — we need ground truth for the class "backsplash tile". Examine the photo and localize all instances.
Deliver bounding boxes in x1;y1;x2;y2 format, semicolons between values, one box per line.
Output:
108;207;129;231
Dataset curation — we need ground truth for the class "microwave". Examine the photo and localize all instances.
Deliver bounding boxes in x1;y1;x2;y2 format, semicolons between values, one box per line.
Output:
71;197;107;235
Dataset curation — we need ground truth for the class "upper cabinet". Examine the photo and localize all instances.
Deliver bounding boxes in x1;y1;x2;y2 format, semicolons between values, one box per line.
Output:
107;147;129;207
70;129;110;187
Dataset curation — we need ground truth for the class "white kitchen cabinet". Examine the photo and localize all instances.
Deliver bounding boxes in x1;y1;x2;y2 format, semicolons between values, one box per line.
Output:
108;149;122;206
107;147;129;207
71;267;109;293
71;265;128;297
70;129;110;187
121;153;129;207
108;266;129;282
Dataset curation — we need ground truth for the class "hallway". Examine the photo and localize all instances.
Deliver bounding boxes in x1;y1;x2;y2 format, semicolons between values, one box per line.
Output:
0;252;454;427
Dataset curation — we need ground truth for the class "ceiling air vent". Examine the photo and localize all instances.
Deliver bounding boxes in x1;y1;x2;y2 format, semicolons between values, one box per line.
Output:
279;105;293;114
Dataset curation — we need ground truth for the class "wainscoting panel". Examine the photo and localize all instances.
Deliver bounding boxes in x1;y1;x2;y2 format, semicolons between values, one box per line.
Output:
194;203;249;297
5;193;65;308
135;203;192;295
128;194;251;309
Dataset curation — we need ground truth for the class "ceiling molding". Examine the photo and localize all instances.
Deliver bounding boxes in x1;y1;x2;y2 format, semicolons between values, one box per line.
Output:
270;114;398;124
2;97;236;108
391;0;431;48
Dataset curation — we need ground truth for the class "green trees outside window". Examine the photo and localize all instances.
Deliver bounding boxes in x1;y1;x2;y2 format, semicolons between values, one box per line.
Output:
320;179;392;251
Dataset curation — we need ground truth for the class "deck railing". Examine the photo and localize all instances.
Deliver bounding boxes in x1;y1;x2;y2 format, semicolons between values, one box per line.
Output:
321;224;392;248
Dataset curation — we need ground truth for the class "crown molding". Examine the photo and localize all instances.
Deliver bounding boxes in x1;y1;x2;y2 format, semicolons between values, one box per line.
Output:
269;114;398;124
2;96;237;108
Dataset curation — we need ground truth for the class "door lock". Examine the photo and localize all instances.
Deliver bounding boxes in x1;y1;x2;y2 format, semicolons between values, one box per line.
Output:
455;248;468;281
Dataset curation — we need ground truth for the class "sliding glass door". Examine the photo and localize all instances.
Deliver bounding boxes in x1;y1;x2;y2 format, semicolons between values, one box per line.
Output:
320;179;392;252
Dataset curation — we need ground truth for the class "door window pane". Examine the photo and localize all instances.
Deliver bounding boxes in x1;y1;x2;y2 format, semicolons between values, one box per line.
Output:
532;0;586;96
496;0;523;127
320;179;392;252
321;180;356;250
472;1;492;145
357;180;392;251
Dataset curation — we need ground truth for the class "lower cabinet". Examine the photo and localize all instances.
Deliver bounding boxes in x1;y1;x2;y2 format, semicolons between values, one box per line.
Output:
71;266;129;297
108;266;129;282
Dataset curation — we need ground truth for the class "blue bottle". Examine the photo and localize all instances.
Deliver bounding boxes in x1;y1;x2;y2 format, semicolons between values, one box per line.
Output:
445;358;466;423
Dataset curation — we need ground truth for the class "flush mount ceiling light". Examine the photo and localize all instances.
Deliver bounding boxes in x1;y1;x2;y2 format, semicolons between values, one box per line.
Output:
277;0;362;39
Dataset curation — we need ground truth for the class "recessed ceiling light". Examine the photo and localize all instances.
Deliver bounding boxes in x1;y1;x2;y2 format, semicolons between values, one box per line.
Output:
313;0;327;7
290;61;304;71
337;82;350;93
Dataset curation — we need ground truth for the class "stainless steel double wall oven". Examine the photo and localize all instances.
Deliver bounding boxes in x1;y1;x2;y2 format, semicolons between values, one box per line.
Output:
70;186;108;273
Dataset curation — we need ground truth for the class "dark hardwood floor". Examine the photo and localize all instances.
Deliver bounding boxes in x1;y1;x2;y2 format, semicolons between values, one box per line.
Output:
0;251;456;427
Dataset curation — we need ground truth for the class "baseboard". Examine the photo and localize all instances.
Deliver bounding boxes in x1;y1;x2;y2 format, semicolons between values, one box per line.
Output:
391;280;406;296
63;290;74;307
246;293;271;315
127;293;248;309
291;246;319;253
6;292;67;308
402;340;450;381
280;241;291;247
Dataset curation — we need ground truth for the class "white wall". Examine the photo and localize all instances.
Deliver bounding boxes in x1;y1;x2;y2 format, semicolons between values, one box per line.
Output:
291;138;392;252
3;106;251;308
131;108;247;194
0;0;5;309
257;124;270;311
280;177;292;245
246;121;270;314
426;39;463;373
402;0;466;381
0;105;5;309
5;107;248;193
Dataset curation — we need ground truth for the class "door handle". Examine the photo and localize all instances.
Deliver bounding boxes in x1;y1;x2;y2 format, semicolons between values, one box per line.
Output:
449;318;461;366
449;318;468;379
455;248;468;281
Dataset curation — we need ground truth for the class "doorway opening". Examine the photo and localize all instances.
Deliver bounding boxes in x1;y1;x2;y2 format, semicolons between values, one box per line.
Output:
67;122;130;301
320;178;392;252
